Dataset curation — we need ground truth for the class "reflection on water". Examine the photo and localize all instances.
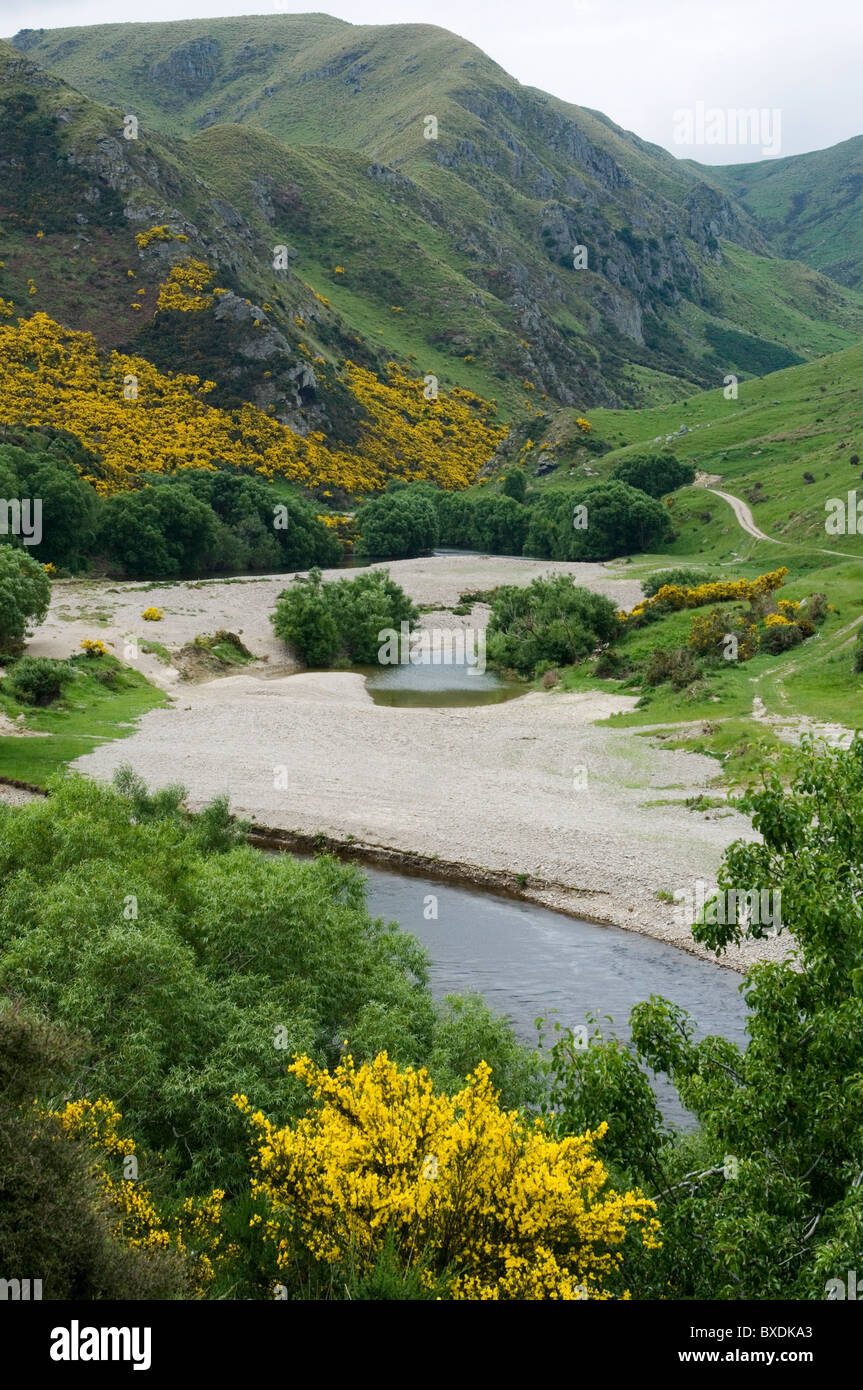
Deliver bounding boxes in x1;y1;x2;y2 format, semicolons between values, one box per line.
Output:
360;864;749;1128
362;658;524;708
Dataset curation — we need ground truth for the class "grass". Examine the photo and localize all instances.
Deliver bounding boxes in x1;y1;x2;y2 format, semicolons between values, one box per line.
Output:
0;654;167;787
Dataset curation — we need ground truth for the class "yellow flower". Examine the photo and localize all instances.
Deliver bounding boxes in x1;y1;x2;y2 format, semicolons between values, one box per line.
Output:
141;606;163;621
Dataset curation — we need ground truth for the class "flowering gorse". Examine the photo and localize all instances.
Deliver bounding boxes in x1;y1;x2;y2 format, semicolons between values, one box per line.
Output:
235;1052;660;1300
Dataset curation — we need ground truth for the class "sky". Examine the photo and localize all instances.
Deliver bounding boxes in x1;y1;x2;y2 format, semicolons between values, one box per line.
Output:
3;0;861;163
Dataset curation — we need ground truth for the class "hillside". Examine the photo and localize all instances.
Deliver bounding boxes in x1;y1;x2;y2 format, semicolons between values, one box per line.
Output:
6;18;863;418
701;136;863;291
500;337;863;558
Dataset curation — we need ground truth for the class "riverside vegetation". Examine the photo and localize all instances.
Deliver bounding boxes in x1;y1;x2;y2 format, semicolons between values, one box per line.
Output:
1;739;861;1299
2;11;863;1303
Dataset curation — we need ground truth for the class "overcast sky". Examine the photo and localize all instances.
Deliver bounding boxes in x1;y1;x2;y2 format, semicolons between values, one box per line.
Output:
3;0;861;163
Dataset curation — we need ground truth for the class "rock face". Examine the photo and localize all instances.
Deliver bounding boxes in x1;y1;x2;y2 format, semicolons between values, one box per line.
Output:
147;38;222;97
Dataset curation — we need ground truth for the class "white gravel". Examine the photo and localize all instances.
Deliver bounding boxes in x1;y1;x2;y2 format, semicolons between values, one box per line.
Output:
12;554;788;973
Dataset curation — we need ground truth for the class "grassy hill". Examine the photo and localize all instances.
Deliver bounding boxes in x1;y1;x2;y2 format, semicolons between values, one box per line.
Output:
7;17;863;416
504;337;863;558
701;137;863;291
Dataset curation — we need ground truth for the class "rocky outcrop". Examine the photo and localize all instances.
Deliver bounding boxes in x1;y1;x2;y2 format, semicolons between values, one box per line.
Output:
147;38;221;96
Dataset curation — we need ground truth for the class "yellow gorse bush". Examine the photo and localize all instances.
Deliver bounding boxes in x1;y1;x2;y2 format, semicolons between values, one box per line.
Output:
0;314;505;496
156;259;221;313
626;567;788;621
47;1097;229;1295
234;1052;660;1300
80;638;109;657
141;606;163;621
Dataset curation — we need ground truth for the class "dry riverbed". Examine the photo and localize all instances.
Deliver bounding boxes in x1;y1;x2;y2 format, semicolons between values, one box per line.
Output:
8;554;785;972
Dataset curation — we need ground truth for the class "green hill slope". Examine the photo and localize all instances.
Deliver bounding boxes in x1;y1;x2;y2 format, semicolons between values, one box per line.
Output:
7;16;863;414
700;137;863;291
502;338;863;560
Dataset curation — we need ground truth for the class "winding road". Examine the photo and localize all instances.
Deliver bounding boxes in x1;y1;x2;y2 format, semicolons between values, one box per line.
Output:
707;488;859;560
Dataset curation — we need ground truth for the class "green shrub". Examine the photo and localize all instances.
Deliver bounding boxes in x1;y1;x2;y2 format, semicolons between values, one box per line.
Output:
642;567;716;599
0;1002;186;1300
524;482;670;561
355;490;438;560
611;453;695;498
759;621;805;655
501;470;527;503
4;656;73;705
272;567;419;667
0;546;51;656
642;646;703;690
486;575;618;677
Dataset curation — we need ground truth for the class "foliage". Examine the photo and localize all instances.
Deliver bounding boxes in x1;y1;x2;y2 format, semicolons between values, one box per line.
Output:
0;314;505;496
0;773;542;1202
524;482;671;561
0;1002;185;1299
625;567;789;624
236;1051;660;1300
272;567;418;666
0;544;51;654
3;655;73;705
627;737;863;1297
611;453;695;498
642;567;715;599
501;469;527;502
0;439;100;569
486;575;619;677
355;489;438;559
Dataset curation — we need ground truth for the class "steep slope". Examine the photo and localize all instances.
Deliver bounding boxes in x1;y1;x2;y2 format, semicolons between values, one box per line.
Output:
700;137;863;292
8;17;863;413
0;40;401;443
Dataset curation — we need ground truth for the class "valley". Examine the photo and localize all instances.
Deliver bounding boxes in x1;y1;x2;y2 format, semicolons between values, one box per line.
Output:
1;8;862;1313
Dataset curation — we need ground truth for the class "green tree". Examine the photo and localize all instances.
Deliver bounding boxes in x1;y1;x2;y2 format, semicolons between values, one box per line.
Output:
524;482;670;561
0;545;51;655
272;567;418;667
486;574;619;676
611;453;695;498
627;736;863;1297
501;470;527;503
100;484;221;578
355;490;438;560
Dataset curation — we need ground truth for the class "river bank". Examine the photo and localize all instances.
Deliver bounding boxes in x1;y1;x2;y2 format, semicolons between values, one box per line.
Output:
4;554;788;973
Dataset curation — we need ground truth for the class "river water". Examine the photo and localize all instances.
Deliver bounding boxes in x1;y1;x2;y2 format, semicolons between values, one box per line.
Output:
360;862;749;1126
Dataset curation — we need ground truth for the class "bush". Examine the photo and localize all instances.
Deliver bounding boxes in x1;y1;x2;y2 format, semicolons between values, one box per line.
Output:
759;621;805;655
355;490;438;560
486;575;619;677
0;772;539;1204
432;488;529;555
0;545;51;655
611;453;695;498
854;627;863;673
0;1003;186;1300
524;482;670;562
501;470;527;503
237;1051;659;1300
4;656;73;705
643;647;702;690
272;567;419;667
642;568;715;599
